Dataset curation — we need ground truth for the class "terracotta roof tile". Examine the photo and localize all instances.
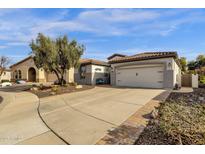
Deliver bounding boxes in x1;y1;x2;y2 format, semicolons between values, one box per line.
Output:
10;56;110;68
108;51;178;64
107;53;126;60
10;56;33;68
79;59;109;66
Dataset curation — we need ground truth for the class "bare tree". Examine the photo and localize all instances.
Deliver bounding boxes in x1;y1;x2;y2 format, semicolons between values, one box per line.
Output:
0;56;10;76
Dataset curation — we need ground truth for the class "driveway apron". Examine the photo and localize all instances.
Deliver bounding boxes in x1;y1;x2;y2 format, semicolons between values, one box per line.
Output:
39;87;165;144
0;91;65;144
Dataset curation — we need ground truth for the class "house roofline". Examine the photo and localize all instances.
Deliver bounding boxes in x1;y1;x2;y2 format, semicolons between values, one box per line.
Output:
107;53;127;60
10;56;33;68
108;51;181;68
80;59;110;67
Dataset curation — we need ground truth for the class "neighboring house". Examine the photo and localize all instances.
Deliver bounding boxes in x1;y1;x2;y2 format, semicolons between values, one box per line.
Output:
74;59;110;85
108;52;181;89
0;69;11;82
10;56;74;83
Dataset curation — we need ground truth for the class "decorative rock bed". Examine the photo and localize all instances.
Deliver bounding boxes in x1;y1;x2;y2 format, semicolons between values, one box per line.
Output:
29;84;94;98
135;88;205;145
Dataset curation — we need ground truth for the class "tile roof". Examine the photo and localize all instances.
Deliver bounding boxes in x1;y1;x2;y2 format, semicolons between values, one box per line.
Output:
10;56;110;68
80;59;110;66
108;51;178;64
107;53;126;60
10;56;33;68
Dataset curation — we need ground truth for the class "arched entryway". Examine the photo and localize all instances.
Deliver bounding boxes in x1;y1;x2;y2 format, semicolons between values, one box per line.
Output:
28;67;36;82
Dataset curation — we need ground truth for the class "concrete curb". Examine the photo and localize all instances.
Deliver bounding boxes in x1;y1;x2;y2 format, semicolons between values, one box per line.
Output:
36;97;70;145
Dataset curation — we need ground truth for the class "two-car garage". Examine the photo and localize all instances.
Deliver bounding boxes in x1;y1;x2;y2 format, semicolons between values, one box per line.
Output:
115;64;164;88
108;52;182;89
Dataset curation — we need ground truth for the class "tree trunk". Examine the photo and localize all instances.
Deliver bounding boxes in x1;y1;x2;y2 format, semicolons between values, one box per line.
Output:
0;68;4;76
59;69;65;86
53;70;61;84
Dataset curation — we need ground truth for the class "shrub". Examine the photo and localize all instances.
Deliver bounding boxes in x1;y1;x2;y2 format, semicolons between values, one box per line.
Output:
199;75;205;84
69;82;77;86
1;79;10;83
32;84;37;87
51;85;59;92
39;83;44;90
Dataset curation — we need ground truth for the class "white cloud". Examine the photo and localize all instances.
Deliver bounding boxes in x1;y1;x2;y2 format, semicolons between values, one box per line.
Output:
0;45;7;49
0;9;20;17
78;9;160;23
1;8;205;46
33;9;161;36
6;42;27;46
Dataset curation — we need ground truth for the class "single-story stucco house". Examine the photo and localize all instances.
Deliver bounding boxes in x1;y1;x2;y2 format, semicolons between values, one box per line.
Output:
108;51;181;89
10;56;74;83
9;51;181;89
74;59;110;85
9;56;110;85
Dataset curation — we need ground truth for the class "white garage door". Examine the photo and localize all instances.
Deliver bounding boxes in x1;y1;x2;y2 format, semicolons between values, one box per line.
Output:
116;65;164;88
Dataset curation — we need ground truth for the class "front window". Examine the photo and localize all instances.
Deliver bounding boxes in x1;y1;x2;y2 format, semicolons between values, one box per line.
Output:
14;70;18;79
95;68;102;72
18;70;22;79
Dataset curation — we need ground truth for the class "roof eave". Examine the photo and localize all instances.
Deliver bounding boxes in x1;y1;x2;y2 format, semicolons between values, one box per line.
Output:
109;54;177;64
81;62;110;67
10;56;33;68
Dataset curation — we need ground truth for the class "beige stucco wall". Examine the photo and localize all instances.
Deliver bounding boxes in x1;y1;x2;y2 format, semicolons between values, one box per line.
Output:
38;68;47;82
46;72;58;82
11;57;74;83
192;74;198;88
66;67;74;83
11;58;39;81
46;68;74;83
0;71;11;82
172;59;181;87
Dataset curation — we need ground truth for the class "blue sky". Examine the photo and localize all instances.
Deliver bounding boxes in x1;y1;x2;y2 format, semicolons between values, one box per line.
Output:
0;8;205;64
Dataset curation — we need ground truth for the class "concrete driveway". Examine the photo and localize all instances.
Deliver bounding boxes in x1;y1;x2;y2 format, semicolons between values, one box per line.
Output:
0;90;65;145
39;87;165;144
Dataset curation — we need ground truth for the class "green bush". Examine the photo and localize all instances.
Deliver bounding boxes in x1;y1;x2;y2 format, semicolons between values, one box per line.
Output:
69;82;77;86
51;85;59;92
200;75;205;84
39;83;44;90
32;84;37;87
158;101;205;144
1;80;10;83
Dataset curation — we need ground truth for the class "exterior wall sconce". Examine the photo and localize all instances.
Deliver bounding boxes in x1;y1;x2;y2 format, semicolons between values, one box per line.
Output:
167;62;172;70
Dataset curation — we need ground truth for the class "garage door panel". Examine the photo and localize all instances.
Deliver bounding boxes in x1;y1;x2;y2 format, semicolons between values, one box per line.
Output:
116;66;164;88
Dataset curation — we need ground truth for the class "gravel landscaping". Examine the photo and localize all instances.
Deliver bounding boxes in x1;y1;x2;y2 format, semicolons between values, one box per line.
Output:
135;88;205;145
29;84;94;98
